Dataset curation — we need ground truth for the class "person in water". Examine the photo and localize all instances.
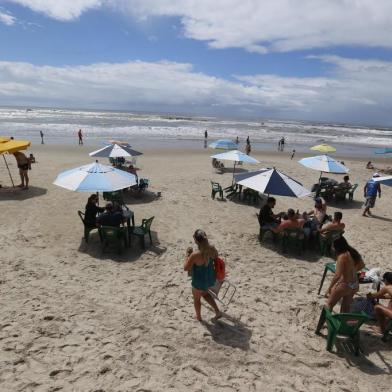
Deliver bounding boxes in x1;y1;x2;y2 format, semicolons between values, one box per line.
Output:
183;229;221;321
325;236;365;313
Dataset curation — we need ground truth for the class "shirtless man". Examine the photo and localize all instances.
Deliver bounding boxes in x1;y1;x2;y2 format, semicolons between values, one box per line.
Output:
326;237;364;313
367;272;392;334
272;208;304;233
13;151;30;189
319;211;345;234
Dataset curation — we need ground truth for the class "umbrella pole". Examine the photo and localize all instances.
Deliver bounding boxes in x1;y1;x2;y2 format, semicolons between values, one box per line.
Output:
3;155;15;187
232;161;237;184
319;171;323;184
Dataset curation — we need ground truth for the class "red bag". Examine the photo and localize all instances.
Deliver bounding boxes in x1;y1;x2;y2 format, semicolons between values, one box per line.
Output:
214;257;225;281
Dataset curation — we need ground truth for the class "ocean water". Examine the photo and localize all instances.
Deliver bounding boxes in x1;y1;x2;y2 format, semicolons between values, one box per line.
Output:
1;106;391;157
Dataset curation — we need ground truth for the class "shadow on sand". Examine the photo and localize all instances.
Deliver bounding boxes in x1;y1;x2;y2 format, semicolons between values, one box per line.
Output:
0;185;47;201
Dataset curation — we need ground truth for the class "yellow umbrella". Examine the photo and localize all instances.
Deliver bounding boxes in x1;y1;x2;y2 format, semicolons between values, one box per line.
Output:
310;143;336;153
0;138;31;187
0;139;31;154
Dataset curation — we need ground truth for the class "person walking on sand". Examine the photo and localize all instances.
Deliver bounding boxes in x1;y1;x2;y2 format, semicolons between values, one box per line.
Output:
40;130;44;144
290;149;296;159
246;136;250;145
184;229;221;322
204;129;208;139
78;129;83;145
13;151;31;189
363;173;381;217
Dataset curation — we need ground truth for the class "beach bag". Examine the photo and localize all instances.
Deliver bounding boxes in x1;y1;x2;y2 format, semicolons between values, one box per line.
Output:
214;257;225;281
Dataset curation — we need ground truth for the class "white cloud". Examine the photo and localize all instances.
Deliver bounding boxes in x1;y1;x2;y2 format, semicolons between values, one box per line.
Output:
0;56;392;124
0;10;16;25
7;0;103;21
8;1;392;52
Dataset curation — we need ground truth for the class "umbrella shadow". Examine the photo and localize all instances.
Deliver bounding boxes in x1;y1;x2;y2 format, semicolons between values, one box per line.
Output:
77;230;167;262
220;167;249;174
0;185;47;200
326;199;363;210
368;215;392;223
201;312;252;351
122;190;160;205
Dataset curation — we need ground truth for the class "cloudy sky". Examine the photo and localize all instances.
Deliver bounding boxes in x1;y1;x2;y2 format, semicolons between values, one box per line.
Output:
1;0;392;125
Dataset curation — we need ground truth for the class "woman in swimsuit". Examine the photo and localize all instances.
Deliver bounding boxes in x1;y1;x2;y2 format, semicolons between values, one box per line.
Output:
184;229;221;321
326;236;365;313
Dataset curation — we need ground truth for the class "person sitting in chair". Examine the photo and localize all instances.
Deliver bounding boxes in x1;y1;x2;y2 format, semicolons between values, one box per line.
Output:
319;211;345;234
272;208;305;233
338;175;351;190
307;197;327;228
258;197;281;229
85;194;105;227
96;202;125;227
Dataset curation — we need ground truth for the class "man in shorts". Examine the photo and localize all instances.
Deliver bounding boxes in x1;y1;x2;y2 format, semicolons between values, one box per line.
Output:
363;173;381;217
13;151;31;189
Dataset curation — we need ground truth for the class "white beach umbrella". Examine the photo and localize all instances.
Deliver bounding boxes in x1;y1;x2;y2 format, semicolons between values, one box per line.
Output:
209;139;237;150
53;161;137;192
234;168;311;197
373;174;392;187
89;143;143;158
210;150;259;179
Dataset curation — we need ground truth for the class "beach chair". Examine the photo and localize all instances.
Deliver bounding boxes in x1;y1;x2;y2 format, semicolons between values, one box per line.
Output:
281;227;305;254
318;229;344;256
208;279;237;309
382;319;392;342
315;307;370;355
211;181;224;200
333;187;348;202
317;262;377;295
347;184;358;201
78;210;101;243
130;216;154;249
100;226;127;254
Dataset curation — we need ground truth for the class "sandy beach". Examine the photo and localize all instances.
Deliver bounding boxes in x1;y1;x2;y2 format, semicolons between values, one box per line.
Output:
0;143;391;391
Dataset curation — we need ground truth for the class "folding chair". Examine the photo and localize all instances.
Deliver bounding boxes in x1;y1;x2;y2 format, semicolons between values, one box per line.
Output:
208;279;237;310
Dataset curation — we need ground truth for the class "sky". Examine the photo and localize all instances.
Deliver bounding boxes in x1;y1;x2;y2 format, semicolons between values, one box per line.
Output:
1;0;392;126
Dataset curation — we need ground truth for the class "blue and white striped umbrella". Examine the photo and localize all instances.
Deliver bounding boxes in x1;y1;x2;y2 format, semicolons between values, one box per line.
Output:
234;168;311;197
53;161;137;192
209;139;237;150
373;174;392;187
89;143;143;158
298;155;348;174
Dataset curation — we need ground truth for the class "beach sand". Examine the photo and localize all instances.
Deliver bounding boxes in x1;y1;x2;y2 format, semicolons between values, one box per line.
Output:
0;144;391;391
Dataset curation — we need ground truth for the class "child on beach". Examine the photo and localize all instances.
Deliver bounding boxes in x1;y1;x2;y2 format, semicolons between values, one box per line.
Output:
184;230;221;322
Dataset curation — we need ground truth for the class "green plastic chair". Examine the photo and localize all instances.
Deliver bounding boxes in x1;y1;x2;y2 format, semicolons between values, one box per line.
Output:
211;181;223;200
78;210;101;243
316;307;370;355
347;184;358;201
100;226;127;254
318;262;371;295
333;187;348;202
318;229;344;256
382;319;392;342
130;217;154;248
281;227;305;254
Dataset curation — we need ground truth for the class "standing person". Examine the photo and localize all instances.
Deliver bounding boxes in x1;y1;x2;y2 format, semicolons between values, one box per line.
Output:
13;151;31;189
281;137;285;151
40;130;44;144
278;139;281;151
236;136;239;144
183;229;221;322
245;142;251;155
78;129;83;145
246;136;250;145
290;149;296;160
325;236;365;313
204;129;208;139
363;173;381;217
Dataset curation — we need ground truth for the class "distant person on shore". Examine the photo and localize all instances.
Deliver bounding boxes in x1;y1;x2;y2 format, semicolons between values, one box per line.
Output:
366;161;374;169
183;229;221;322
245;143;251;155
78;129;83;145
13;151;31;189
278;139;281;151
363;173;381;217
236;136;239;144
40;130;44;144
246;136;250;145
204;129;208;139
280;137;285;151
290;149;296;160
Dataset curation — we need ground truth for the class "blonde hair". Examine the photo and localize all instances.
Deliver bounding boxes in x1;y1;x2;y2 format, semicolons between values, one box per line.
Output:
193;229;216;263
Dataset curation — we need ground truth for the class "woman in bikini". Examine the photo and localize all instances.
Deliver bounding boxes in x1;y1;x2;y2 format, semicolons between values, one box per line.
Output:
184;229;221;321
326;236;365;313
